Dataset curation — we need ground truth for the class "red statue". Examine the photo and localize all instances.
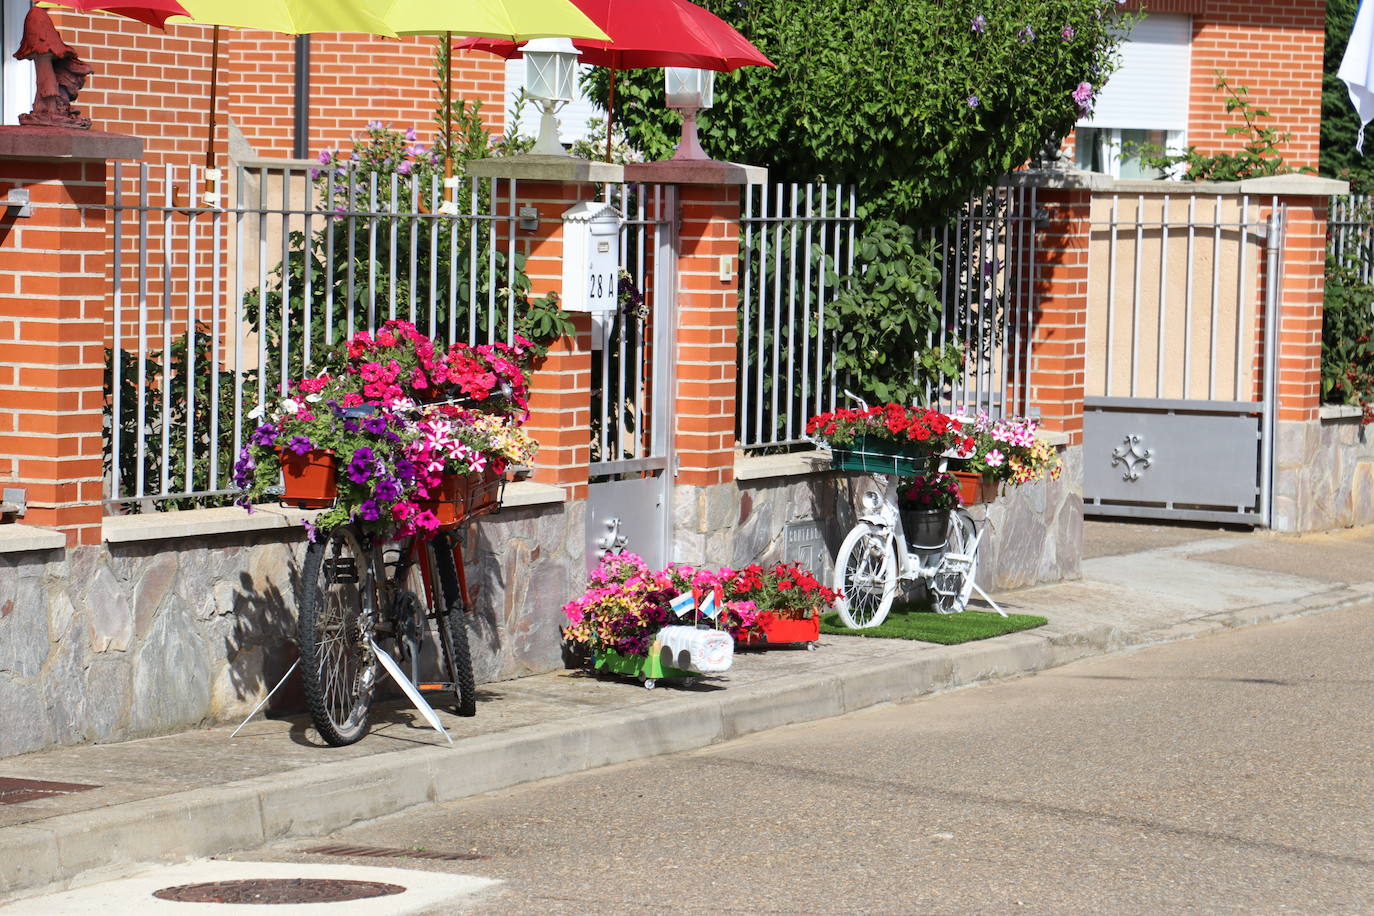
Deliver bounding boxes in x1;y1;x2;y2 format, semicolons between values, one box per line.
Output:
14;7;93;130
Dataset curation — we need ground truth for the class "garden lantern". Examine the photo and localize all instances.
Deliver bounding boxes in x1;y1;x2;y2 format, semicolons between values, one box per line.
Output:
524;37;581;156
664;66;715;160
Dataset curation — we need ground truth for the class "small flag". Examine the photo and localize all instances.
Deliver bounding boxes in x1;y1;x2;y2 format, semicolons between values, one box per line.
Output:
698;589;719;620
670;590;695;618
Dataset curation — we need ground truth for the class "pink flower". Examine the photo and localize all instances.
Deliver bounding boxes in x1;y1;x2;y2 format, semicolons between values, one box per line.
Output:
986;449;1005;467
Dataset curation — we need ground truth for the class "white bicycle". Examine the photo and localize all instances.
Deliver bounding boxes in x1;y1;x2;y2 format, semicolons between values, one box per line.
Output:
824;408;1006;629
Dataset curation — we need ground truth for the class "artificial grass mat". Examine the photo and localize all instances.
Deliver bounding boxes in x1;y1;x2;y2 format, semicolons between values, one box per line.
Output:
819;602;1047;644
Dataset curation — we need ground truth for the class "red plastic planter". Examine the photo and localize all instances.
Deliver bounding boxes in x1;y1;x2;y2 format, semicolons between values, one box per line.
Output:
737;612;821;647
953;471;998;505
277;449;337;508
419;466;502;529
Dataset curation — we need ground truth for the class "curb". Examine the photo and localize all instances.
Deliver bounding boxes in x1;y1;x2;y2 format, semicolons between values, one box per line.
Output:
4;584;1369;900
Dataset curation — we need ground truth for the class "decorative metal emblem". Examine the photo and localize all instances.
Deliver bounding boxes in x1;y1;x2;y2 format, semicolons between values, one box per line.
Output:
595;516;629;558
1111;434;1154;481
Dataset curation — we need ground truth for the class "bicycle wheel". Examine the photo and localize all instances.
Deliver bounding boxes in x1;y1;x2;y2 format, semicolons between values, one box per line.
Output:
428;532;477;717
931;508;980;614
833;522;898;628
298;526;378;746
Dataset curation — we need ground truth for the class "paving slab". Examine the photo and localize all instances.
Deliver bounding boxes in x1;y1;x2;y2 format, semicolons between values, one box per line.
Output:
1;522;1371;903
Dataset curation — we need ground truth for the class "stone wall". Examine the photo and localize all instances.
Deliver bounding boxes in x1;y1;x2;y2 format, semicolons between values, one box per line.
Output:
1273;412;1374;532
0;497;577;759
672;445;1083;591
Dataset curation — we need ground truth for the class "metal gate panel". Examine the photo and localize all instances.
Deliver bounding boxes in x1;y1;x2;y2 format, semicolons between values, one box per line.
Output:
1084;398;1261;522
586;184;677;570
1083;194;1281;526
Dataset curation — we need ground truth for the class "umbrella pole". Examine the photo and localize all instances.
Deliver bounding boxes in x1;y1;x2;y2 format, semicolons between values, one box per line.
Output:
444;30;453;178
605;68;616;162
206;24;220;174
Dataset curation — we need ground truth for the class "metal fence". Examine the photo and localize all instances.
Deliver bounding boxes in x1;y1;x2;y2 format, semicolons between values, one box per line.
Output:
1329;193;1374;281
735;182;1043;451
104;161;522;507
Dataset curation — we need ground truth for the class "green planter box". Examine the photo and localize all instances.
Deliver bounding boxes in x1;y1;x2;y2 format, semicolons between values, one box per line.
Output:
830;435;932;476
594;648;695;684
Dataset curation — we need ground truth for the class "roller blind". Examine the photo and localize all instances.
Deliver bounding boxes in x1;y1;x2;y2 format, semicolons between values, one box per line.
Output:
1078;13;1191;132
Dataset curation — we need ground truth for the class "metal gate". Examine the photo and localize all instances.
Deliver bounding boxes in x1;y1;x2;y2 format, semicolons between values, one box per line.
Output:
584;184;677;570
1083;193;1283;525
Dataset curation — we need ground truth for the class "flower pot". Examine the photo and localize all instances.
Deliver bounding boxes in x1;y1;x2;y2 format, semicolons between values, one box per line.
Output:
953;471;998;505
419;466;503;529
830;435;931;476
276;448;336;508
901;508;948;549
738;611;820;647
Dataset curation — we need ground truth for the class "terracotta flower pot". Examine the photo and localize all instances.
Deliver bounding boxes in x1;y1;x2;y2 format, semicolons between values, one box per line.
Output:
418;466;503;529
953;471;998;505
276;448;337;508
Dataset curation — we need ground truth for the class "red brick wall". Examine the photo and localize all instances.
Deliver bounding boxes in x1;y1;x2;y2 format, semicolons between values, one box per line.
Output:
1186;0;1324;169
45;12;508;166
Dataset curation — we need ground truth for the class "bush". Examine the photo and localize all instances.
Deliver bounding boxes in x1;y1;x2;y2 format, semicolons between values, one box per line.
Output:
1322;251;1374;424
593;0;1131;222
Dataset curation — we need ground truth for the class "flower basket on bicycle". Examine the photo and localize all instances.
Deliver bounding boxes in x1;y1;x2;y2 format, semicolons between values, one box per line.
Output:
419;466;505;529
830;436;932;476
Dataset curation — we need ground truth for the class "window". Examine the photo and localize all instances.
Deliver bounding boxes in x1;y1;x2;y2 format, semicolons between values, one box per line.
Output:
1;0;35;125
1075;13;1191;178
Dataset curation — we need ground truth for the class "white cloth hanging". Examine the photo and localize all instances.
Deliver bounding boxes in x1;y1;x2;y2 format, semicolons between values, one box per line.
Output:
1340;0;1374;153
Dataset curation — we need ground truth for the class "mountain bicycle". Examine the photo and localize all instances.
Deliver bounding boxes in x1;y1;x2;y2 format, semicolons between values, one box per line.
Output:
294;402;502;747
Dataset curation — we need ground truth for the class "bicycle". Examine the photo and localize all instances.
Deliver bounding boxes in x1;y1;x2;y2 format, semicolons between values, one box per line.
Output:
294;403;503;747
823;403;1005;629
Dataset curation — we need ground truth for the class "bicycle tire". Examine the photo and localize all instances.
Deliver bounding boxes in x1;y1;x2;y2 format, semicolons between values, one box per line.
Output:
931;508;980;614
298;525;378;747
833;522;898;628
429;532;477;717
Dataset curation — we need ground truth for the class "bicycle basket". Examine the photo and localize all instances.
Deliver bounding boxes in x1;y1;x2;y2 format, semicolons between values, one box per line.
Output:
828;436;932;477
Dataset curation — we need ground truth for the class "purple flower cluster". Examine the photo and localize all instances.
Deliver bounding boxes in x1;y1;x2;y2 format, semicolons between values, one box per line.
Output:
347;447;378;484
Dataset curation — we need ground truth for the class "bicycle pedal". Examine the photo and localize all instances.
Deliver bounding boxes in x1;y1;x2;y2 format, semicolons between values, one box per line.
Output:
323;557;359;584
417;682;451;692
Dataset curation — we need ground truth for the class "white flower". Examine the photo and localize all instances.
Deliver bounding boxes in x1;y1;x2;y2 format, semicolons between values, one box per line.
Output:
247;403;266;420
281;400;300;415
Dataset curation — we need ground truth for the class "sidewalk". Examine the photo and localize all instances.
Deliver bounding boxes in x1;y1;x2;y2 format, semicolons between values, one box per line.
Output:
3;522;1372;901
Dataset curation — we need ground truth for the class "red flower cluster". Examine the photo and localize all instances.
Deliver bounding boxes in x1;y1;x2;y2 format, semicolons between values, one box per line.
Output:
728;561;839;620
342;320;532;416
805;404;973;453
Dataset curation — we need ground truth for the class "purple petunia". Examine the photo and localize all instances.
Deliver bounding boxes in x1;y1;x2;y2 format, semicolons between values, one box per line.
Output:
348;447;377;484
356;499;381;521
249;423;278;446
287;435;314;456
363;415;388;435
971;14;986;33
394;458;417;482
373;477;401;503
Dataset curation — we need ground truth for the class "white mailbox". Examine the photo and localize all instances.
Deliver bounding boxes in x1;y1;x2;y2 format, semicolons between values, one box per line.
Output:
562;200;623;313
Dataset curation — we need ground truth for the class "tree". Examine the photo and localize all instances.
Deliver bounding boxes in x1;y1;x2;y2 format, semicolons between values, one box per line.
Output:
1322;0;1374;189
593;0;1131;222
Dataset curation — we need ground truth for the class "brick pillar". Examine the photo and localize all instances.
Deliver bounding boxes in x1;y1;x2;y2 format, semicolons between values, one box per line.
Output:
1272;194;1329;422
465;160;624;504
672;181;742;488
1027;184;1091;445
0;130;142;546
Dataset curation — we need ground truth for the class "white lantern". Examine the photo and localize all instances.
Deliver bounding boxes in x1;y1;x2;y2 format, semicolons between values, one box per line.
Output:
664;67;715;110
664;68;716;161
524;37;581;155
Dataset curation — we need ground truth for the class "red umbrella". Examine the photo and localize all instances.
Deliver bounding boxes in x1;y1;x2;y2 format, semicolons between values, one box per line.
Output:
41;0;191;30
459;0;774;158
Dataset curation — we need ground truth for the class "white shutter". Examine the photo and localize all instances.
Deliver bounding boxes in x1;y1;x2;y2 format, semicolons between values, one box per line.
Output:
1079;13;1191;132
504;58;602;145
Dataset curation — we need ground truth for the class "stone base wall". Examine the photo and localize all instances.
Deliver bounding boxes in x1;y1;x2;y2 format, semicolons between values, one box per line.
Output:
1273;415;1374;531
0;500;578;759
672;445;1083;591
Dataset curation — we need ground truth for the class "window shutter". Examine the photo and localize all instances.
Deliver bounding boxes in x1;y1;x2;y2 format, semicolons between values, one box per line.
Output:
1078;13;1191;132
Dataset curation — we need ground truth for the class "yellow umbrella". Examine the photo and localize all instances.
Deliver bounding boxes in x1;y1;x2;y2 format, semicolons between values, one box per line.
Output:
366;0;610;172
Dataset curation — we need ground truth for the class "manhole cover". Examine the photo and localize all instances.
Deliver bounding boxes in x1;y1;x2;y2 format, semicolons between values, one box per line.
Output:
0;776;100;805
152;878;406;904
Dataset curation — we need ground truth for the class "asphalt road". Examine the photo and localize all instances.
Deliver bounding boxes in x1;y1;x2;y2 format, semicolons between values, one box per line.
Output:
243;601;1374;915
